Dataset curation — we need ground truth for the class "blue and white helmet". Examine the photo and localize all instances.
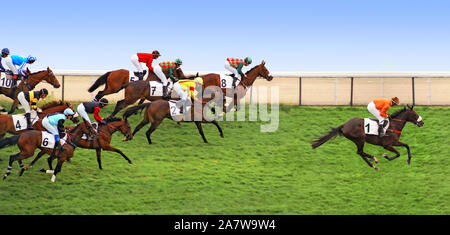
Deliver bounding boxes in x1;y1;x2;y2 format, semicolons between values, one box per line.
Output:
63;108;75;116
27;56;36;62
1;48;9;55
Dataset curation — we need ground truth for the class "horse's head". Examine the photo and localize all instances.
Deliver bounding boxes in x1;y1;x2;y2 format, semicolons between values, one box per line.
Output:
44;67;61;88
405;105;424;127
246;60;273;82
119;119;133;141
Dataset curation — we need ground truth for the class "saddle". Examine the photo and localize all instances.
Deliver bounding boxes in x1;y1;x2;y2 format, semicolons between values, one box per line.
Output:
133;70;147;80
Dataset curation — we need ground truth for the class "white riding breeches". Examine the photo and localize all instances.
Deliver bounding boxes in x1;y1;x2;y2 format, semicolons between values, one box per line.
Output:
42;117;59;135
130;54;144;73
17;92;31;113
224;61;241;81
77;103;92;124
173;82;187;101
368;101;388;125
154;64;168;86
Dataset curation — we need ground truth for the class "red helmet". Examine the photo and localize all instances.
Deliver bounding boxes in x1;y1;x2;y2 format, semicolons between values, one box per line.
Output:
152;50;161;56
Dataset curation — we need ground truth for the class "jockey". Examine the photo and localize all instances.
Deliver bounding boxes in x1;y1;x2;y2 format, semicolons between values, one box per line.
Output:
77;98;109;129
17;88;49;130
224;57;252;88
42;108;75;151
1;48;18;78
130;50;161;80
0;48;9;72
367;97;400;138
11;55;36;78
156;58;183;98
176;77;203;113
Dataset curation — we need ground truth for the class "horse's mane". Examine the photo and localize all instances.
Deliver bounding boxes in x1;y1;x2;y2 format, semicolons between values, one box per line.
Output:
105;117;122;123
391;107;407;118
40;100;69;110
29;70;47;75
245;64;260;75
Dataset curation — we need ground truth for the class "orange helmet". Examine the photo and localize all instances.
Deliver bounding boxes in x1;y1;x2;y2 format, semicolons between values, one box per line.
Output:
391;97;400;105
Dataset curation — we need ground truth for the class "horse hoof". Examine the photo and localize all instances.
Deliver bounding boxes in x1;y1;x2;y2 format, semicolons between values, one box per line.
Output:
51;175;56;182
373;166;379;171
40;169;46;173
373;157;379;164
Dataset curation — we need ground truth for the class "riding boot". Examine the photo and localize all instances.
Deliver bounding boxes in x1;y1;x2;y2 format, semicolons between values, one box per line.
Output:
25;113;33;130
163;85;169;98
378;122;384;138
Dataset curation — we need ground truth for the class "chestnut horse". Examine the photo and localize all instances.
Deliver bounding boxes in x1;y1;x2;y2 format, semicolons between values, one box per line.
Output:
0;67;61;114
61;117;133;170
0;100;80;138
1;127;83;182
87;68;187;101
199;60;273;113
123;100;224;144
311;105;424;170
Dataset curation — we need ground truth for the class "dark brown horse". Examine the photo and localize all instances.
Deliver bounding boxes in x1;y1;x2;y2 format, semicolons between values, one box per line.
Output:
0;100;80;138
0;67;61;114
123;100;224;144
87;68;187;101
60;117;133;170
200;60;273;113
311;105;424;170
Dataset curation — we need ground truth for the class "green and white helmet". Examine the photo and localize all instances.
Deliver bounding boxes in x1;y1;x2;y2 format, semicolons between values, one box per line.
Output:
175;58;183;65
244;57;252;64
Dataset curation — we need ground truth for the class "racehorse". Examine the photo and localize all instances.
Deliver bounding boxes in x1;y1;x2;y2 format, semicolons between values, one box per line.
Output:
61;117;133;170
311;105;424;170
0;100;80;138
1;127;83;182
3;119;88;182
123;100;224;144
199;60;273;113
0;67;61;114
87;68;187;101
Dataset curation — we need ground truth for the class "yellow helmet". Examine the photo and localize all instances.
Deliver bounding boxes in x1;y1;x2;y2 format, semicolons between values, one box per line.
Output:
194;77;203;85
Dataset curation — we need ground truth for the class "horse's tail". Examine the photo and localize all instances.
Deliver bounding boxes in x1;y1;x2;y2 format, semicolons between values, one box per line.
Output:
88;71;111;92
123;103;151;120
311;125;344;149
0;135;19;149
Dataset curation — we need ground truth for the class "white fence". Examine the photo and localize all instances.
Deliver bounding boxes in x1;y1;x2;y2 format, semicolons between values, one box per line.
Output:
17;70;450;105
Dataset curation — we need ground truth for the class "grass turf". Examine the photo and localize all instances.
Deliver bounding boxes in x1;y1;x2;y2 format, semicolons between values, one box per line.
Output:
0;103;449;214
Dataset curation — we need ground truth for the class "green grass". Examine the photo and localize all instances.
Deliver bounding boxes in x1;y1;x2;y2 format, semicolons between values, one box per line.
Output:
0;102;449;215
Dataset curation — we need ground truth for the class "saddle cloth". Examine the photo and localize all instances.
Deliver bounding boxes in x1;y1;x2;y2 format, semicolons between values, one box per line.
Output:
129;70;149;82
0;72;18;88
41;131;67;149
219;74;239;89
364;118;389;136
168;100;191;121
12;111;39;131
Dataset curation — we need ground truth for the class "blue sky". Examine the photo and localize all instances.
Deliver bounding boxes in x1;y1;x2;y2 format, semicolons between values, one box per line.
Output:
2;0;450;71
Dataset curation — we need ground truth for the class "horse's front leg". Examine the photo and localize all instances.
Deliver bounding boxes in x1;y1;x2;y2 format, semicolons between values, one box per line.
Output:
8;98;19;114
395;142;412;165
382;145;401;161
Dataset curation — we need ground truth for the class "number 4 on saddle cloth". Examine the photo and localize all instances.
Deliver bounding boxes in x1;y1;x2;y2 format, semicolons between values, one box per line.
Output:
364;118;389;136
12;111;39;131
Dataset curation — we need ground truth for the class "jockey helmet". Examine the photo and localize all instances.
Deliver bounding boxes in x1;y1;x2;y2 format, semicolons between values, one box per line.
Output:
27;56;36;63
244;57;252;64
194;77;203;85
40;88;48;96
99;98;109;105
63;108;75;116
174;58;182;65
152;50;161;57
1;48;9;55
391;97;400;106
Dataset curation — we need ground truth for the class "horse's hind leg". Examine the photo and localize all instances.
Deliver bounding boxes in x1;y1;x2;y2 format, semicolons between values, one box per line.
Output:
132;119;150;136
210;120;224;138
96;148;103;170
21;151;46;176
351;139;378;170
3;153;19;179
145;120;162;144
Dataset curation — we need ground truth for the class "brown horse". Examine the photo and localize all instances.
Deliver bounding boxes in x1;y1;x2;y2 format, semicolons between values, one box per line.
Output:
311;105;424;170
59;117;133;170
200;60;273;113
1;129;80;182
0;67;61;114
0;100;80;138
123;100;224;144
87;68;187;101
